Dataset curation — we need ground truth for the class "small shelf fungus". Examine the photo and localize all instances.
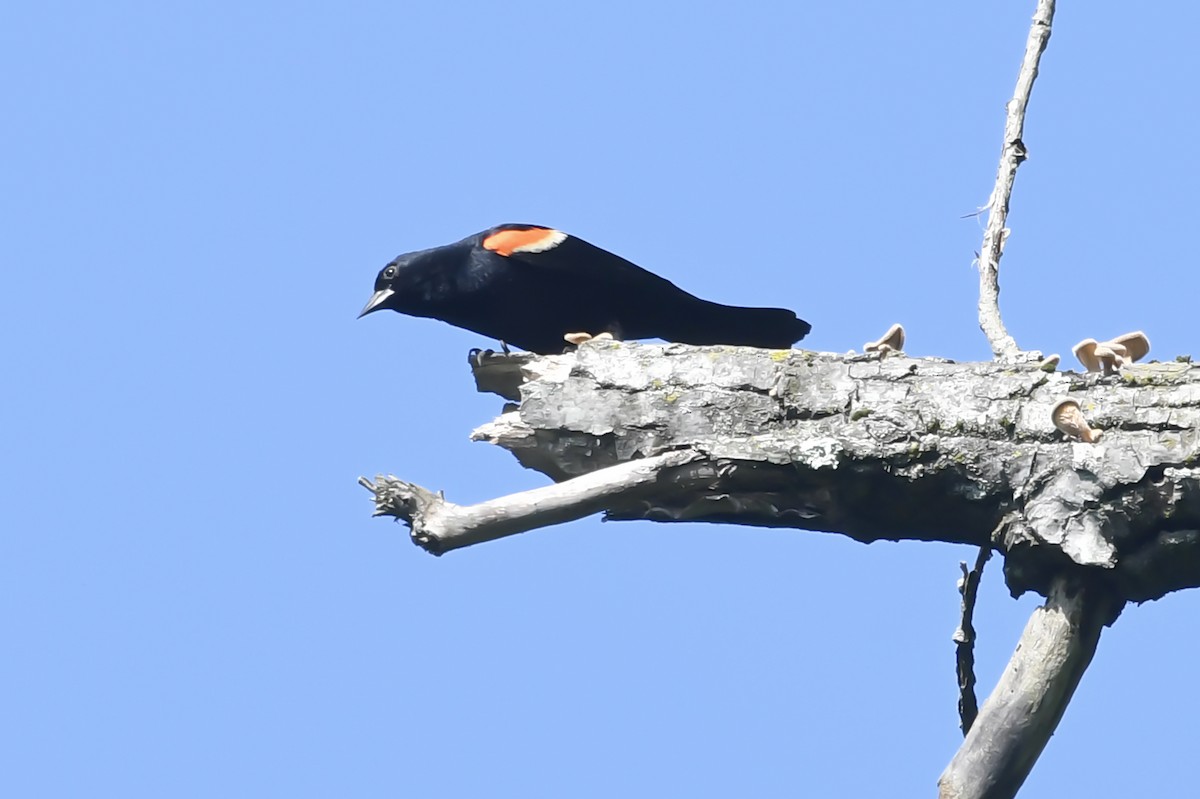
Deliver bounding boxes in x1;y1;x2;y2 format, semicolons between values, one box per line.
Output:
564;331;616;346
1072;331;1151;375
1052;399;1101;443
864;323;906;356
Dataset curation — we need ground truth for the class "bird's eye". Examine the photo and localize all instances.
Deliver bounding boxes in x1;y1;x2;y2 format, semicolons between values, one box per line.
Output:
384;266;397;279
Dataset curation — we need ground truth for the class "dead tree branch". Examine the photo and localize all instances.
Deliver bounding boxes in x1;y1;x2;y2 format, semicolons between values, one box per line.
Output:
977;0;1056;360
938;575;1121;799
365;340;1194;793
360;449;703;554
444;343;1200;603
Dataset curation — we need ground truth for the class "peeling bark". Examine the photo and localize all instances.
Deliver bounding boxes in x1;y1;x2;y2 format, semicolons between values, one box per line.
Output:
360;341;1198;796
452;344;1200;603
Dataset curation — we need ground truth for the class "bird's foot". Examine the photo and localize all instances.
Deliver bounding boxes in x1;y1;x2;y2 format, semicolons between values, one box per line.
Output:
468;345;520;368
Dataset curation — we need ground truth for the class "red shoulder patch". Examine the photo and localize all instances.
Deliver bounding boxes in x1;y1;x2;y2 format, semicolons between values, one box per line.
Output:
482;227;568;256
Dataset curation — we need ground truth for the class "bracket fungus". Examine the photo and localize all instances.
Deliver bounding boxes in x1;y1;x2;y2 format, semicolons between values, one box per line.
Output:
1051;399;1101;443
864;323;906;355
1072;331;1151;374
563;331;615;346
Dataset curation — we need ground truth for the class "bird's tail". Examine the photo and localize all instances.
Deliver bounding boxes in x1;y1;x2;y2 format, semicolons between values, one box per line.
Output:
661;300;811;349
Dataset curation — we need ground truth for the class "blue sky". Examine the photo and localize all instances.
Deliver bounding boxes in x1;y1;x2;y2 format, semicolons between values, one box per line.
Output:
4;2;1198;796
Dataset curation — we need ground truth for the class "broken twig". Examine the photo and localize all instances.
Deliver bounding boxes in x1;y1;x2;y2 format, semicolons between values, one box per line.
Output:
953;546;992;736
360;449;704;554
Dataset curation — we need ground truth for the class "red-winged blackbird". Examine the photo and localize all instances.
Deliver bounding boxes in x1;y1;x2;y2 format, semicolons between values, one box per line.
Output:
358;224;811;354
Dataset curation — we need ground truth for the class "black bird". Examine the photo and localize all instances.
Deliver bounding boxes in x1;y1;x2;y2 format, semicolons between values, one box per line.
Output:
358;224;811;354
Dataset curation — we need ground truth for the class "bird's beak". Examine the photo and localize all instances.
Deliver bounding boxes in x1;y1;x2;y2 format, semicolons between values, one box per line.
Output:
358;288;395;318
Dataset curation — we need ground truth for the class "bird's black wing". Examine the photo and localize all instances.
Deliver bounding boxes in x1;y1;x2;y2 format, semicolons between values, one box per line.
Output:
479;224;699;299
478;224;810;348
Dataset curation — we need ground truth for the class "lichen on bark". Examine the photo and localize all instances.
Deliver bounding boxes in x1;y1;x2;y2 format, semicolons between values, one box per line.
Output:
467;343;1200;603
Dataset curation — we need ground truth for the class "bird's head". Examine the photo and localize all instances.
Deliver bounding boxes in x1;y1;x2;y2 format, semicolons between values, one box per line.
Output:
357;255;412;318
359;241;467;319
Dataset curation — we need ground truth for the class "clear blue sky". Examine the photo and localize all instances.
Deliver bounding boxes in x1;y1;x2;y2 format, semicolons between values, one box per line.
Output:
4;2;1197;796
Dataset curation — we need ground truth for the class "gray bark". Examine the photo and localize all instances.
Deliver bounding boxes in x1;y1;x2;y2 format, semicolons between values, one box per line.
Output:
938;575;1119;799
361;341;1195;797
359;449;702;554
457;343;1200;604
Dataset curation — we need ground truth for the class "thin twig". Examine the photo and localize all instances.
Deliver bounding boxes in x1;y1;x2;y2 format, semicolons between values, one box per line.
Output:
953;546;992;736
976;0;1056;360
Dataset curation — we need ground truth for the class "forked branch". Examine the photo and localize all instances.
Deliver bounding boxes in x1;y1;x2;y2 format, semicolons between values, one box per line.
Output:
939;575;1121;799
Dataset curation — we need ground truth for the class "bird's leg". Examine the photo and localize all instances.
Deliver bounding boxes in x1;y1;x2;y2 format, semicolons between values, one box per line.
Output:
500;340;511;355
